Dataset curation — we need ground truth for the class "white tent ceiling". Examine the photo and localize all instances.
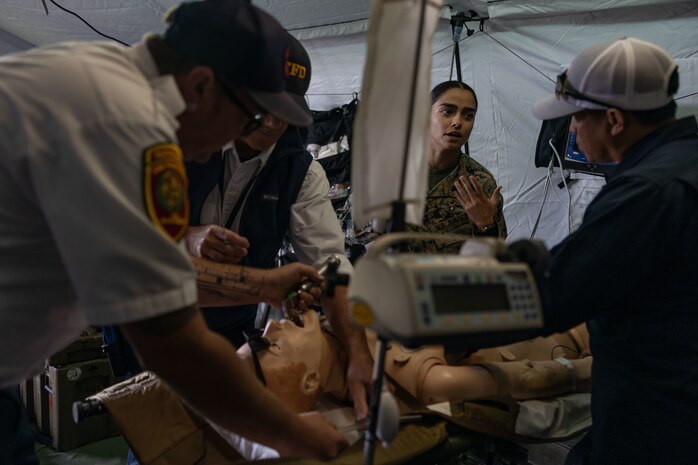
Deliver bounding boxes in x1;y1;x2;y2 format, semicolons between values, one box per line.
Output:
1;0;697;247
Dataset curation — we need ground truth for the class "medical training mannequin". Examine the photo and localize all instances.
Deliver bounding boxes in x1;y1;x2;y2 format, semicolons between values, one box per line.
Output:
236;311;591;408
236;310;348;413
90;313;591;464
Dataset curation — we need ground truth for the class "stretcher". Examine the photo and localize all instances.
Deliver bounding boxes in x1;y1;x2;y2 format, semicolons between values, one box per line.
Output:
74;372;591;465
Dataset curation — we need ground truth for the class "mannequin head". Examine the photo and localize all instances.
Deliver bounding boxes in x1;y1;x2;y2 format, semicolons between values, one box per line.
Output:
237;311;347;413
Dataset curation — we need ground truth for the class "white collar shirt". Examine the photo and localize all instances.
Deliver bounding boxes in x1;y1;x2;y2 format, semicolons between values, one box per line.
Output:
0;41;197;386
200;143;352;275
203;142;275;232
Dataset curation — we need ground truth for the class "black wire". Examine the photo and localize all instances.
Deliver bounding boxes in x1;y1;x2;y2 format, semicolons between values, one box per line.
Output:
676;90;698;101
550;344;580;360
434;41;459;57
47;0;129;46
481;30;555;84
306;92;358;96
287;17;369;33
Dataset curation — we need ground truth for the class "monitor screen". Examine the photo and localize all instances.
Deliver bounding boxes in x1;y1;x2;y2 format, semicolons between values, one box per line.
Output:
534;116;617;177
562;131;617;177
565;132;588;162
431;283;511;315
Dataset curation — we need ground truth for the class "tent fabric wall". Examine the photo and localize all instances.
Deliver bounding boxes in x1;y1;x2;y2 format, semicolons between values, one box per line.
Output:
0;0;696;247
305;1;698;246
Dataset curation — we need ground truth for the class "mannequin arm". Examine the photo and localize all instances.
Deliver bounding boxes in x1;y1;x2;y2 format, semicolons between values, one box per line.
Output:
420;364;497;404
420;358;591;404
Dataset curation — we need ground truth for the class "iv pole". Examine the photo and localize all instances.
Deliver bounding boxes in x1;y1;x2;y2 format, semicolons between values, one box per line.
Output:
363;0;430;463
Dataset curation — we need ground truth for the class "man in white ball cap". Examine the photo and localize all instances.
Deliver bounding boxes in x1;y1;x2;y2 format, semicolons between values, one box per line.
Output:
530;37;698;465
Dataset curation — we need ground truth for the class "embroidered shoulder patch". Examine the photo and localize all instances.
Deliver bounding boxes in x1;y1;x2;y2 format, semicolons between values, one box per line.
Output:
143;143;189;242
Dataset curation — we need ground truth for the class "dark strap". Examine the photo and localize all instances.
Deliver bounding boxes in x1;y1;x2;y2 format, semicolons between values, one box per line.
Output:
219;169;259;231
243;328;270;387
473;222;499;237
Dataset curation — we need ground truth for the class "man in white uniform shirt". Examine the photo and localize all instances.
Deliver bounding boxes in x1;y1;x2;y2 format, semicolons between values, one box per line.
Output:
0;1;347;463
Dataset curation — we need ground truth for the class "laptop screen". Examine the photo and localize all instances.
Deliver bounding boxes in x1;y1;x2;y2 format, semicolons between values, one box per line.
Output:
562;131;617;177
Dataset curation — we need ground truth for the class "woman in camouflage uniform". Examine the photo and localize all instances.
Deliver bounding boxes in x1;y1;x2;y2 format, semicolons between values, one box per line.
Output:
411;80;507;253
339;80;506;256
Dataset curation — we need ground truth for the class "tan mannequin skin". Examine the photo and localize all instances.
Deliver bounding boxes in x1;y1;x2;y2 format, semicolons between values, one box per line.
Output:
236;311;591;409
91;311;590;464
237;311;347;413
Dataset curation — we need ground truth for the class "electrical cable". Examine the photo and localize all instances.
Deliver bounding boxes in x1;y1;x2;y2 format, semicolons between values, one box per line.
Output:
548;165;571;213
550;344;581;360
550;139;573;235
529;142;554;239
45;0;129;46
530;137;576;239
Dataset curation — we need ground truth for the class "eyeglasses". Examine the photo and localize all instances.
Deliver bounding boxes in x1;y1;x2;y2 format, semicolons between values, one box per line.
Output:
555;70;613;109
243;328;270;386
216;77;265;136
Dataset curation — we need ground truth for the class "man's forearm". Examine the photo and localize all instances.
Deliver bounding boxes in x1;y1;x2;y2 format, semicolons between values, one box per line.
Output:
322;286;370;356
121;308;312;455
193;256;266;306
323;285;373;419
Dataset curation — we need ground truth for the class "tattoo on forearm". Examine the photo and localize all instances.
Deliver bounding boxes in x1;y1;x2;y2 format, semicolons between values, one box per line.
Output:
192;257;261;296
127;305;198;336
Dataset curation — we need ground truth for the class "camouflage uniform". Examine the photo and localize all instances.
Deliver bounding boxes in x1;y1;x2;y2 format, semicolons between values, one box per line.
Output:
406;153;507;253
337;153;506;255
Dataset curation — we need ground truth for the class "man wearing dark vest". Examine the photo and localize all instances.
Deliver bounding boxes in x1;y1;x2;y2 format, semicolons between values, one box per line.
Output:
186;34;372;420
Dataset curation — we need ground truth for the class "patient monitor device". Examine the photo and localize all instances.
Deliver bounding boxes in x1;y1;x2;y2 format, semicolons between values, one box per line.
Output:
349;233;545;346
350;233;547;464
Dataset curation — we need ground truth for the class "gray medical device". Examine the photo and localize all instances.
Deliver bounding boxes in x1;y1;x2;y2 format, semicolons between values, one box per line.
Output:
349;233;544;347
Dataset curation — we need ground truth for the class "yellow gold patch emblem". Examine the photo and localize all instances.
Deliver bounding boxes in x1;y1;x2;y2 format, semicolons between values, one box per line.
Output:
351;303;374;327
143;143;189;242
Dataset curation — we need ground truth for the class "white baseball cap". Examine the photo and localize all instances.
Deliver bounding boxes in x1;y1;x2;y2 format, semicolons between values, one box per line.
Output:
532;37;678;120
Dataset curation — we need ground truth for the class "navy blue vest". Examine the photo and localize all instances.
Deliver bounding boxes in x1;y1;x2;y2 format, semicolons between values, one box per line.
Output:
186;128;312;346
